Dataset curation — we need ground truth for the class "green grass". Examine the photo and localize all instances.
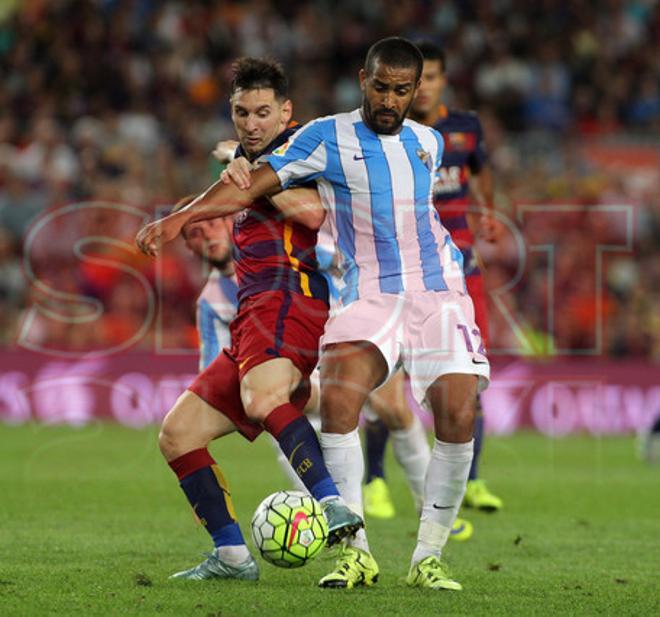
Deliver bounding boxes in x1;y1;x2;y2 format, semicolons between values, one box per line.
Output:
1;424;658;616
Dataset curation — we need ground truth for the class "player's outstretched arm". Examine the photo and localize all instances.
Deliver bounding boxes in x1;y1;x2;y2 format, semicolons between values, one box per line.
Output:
222;158;325;230
269;188;326;230
135;165;281;256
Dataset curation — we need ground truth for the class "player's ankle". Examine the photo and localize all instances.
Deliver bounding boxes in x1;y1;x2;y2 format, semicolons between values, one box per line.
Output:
319;494;345;506
215;544;251;566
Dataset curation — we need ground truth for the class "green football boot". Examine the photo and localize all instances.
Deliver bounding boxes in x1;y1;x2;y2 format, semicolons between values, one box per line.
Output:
449;516;473;542
322;498;364;547
364;478;396;519
319;545;379;589
406;555;462;591
464;479;503;512
169;551;259;581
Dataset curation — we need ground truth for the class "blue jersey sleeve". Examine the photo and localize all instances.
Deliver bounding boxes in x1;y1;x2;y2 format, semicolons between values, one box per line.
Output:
267;120;328;189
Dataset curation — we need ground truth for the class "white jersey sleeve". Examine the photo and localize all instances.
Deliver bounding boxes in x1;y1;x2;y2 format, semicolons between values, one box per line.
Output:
267;119;330;189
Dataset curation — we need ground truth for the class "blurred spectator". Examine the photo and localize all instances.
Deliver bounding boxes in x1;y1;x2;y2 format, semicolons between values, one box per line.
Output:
0;0;657;359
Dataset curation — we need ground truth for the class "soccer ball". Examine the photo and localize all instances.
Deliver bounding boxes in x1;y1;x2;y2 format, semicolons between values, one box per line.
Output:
251;490;328;568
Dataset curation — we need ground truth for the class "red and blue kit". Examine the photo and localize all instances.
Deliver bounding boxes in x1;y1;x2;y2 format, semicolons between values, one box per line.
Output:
189;125;328;440
432;106;490;344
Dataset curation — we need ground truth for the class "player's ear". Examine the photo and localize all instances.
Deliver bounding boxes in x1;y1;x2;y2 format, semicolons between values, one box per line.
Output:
359;68;366;92
281;99;293;124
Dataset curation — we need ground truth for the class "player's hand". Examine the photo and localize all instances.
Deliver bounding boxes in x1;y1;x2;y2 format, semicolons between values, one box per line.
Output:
135;213;186;257
478;212;499;243
220;157;253;190
211;140;239;164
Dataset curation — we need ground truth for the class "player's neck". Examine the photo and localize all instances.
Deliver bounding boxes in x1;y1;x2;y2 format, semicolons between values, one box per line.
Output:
410;108;439;127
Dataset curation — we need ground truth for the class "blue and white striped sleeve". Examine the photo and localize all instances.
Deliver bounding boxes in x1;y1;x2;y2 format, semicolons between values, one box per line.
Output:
267;120;328;189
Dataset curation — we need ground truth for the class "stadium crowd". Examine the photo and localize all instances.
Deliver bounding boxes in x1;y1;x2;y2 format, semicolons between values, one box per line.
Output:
0;0;658;357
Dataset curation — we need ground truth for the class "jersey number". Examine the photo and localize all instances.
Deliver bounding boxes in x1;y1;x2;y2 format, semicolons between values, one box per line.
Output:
457;324;486;355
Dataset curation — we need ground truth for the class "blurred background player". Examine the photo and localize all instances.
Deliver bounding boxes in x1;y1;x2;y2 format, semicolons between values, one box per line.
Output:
363;40;503;518
177;197;238;371
153;57;361;582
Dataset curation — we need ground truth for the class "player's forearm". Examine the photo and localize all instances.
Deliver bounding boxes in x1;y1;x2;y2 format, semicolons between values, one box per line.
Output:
180;165;282;225
468;167;494;211
269;187;326;230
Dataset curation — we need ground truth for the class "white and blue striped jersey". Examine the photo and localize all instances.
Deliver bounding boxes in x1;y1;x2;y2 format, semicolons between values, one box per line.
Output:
267;109;466;306
196;270;239;370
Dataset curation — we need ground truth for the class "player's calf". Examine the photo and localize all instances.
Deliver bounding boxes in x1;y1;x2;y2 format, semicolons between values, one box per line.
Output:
409;374;477;572
166;446;257;581
159;392;257;581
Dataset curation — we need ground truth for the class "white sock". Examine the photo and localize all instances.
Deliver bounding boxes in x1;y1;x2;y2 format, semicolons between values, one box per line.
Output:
390;415;431;512
269;435;307;493
411;439;473;567
320;429;370;553
216;544;250;566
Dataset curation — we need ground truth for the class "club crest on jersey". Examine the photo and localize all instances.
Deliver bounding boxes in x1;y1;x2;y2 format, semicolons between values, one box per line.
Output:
416;148;433;172
448;132;467;147
234;208;249;225
272;140;291;156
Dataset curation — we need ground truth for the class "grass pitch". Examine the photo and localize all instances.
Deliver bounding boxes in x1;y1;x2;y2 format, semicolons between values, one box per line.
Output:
1;423;658;616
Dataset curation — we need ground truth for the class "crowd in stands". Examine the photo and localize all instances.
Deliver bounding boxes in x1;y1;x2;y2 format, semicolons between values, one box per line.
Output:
0;0;658;358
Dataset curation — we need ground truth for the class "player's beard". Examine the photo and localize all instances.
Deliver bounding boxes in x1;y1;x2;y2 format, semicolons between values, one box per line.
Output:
362;96;414;135
206;255;233;273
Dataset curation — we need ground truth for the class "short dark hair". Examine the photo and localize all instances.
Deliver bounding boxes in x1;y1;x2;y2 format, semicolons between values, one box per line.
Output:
415;40;446;72
365;37;423;82
230;57;288;100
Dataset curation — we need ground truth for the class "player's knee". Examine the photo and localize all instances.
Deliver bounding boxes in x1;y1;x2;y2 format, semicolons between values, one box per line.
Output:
158;404;207;460
242;387;290;423
435;398;476;441
158;414;182;460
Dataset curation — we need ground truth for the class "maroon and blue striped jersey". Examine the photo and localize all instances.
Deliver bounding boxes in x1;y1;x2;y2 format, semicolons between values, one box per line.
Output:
232;125;328;306
432;106;487;276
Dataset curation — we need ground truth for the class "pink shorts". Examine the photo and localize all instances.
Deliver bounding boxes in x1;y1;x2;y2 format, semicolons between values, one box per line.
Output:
320;291;490;408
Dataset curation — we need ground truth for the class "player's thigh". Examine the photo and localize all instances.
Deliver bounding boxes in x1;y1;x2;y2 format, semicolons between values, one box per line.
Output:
405;290;489;418
240;357;303;421
320;340;389;432
159;390;237;460
368;369;413;430
425;373;478;443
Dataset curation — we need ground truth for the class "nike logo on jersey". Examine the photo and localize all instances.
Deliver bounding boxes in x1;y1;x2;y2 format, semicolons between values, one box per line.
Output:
353;154;367;161
432;504;454;510
472;359;488;365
